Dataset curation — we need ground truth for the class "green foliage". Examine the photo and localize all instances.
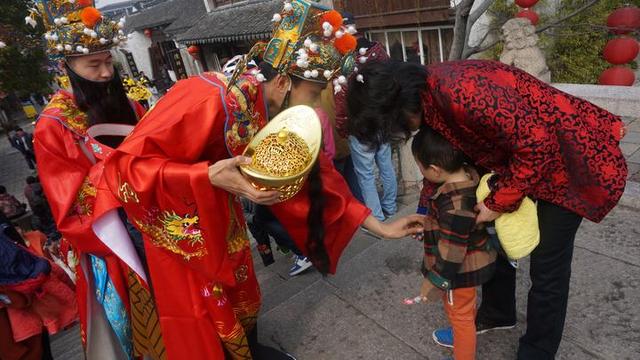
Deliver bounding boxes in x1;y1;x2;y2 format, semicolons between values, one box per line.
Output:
0;0;53;96
548;0;639;84
488;0;519;24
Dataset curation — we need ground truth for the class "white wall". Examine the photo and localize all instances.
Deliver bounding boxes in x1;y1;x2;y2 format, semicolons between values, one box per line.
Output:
123;31;154;79
203;0;214;13
176;43;202;77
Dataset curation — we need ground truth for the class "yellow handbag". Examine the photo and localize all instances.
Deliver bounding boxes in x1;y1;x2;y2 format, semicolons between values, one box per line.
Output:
476;173;540;260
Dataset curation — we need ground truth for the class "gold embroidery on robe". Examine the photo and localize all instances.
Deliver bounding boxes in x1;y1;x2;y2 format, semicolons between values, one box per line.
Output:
135;208;207;261
45;92;89;135
117;173;140;204
226;196;250;254
71;177;96;217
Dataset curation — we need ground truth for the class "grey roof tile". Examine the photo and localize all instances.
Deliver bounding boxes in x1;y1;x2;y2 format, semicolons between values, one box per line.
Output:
177;0;280;43
125;0;205;35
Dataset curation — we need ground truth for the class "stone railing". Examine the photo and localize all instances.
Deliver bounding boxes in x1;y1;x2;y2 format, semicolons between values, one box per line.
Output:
553;83;640;118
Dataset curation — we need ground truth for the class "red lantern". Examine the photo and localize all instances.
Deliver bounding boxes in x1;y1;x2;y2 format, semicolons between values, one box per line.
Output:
607;6;640;35
603;37;640;65
516;9;539;25
599;66;636;86
144;28;152;38
515;0;539;8
187;45;200;58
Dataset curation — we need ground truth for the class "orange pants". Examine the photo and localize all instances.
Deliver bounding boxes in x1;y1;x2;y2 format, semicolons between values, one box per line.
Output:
443;287;477;360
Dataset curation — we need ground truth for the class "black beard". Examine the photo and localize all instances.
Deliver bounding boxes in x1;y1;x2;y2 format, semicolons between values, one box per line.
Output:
65;62;138;147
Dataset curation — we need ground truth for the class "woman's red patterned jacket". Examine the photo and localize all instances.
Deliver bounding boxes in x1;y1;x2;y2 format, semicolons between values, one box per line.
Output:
419;60;627;223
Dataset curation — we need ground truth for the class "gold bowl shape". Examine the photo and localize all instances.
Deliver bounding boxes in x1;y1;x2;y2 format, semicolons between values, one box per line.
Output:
240;105;321;202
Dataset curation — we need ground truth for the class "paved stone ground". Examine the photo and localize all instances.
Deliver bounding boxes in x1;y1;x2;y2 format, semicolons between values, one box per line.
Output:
253;200;640;360
0;120;37;204
2;119;639;359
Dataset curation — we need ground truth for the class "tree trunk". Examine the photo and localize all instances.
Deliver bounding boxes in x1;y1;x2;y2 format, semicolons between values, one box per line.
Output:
449;0;476;60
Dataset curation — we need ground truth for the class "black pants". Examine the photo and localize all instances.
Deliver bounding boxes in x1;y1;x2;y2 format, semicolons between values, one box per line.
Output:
248;205;302;266
477;200;583;359
23;150;36;170
223;325;292;360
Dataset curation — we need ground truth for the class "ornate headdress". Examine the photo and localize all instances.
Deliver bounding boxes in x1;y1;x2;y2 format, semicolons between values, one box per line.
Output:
25;0;126;59
229;0;358;89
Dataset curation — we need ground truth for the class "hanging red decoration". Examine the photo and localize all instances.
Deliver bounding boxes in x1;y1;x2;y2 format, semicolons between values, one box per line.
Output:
607;6;640;35
598;66;635;86
144;28;152;38
603;37;640;65
516;9;539;25
515;0;539;8
187;45;200;57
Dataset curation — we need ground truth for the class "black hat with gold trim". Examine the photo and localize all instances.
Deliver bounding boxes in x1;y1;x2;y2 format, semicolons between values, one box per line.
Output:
26;0;126;60
230;0;358;90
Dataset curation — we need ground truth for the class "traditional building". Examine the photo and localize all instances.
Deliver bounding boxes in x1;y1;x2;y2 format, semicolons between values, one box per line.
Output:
121;0;206;92
333;0;454;64
177;0;281;71
99;0;169;19
176;1;332;72
120;0;454;91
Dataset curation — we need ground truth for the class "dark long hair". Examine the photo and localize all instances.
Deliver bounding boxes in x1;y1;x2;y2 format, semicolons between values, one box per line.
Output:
258;62;330;274
65;61;137;127
347;61;428;148
305;161;329;274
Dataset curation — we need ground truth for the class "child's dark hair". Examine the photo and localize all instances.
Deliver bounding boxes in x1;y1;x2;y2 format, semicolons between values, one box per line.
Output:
411;126;466;173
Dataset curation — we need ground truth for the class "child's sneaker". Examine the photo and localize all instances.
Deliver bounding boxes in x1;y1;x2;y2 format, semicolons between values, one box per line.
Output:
432;327;453;348
289;255;313;276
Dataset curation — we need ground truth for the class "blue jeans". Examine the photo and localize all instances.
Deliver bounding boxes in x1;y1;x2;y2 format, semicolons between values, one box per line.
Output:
333;154;363;203
348;136;397;221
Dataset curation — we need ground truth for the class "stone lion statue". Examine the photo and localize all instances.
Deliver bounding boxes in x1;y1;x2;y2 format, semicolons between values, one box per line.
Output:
500;17;551;82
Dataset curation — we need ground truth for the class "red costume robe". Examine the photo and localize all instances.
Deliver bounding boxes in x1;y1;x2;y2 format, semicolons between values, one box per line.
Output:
418;60;626;222
103;73;369;359
34;90;162;359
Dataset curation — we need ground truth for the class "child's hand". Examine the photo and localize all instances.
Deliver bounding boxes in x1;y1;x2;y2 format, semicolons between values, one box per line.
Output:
475;201;501;224
403;279;444;305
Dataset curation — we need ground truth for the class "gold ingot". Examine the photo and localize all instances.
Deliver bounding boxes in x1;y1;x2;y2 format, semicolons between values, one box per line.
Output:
241;105;321;202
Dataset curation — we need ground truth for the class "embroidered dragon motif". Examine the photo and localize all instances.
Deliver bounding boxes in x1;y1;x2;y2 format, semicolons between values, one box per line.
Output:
135;208;207;261
162;212;204;246
71;177;97;217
